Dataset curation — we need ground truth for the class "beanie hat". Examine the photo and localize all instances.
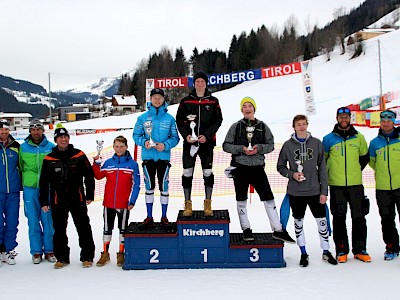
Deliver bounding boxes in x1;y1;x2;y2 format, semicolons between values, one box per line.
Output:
29;118;44;131
336;107;351;116
0;119;10;129
193;71;208;84
150;88;165;97
240;97;257;111
380;110;396;123
53;123;70;141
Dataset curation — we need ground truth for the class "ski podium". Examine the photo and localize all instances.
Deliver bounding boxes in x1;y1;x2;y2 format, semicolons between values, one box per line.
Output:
123;209;286;270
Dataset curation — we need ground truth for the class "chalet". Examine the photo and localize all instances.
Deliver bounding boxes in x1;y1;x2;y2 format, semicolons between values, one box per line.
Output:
112;95;137;115
0;112;32;131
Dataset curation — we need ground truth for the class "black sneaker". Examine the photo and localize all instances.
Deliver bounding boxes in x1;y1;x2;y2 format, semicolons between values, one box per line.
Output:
322;251;338;265
272;230;296;244
299;254;309;267
243;228;254;242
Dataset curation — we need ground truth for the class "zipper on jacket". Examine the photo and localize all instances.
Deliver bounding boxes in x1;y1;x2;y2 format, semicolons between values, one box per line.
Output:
113;156;121;208
386;141;393;190
343;139;348;186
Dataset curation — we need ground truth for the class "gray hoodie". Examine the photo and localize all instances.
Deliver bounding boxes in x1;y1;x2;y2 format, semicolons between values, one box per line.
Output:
277;132;328;196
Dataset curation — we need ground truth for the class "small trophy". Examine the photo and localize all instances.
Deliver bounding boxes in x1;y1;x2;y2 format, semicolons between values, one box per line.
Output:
187;115;198;141
246;126;255;151
96;140;104;156
143;121;156;147
295;160;306;181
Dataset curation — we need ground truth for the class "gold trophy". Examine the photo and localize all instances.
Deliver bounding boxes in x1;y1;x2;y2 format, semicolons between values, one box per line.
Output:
187;114;198;141
143;121;156;147
295;160;306;181
246;126;255;151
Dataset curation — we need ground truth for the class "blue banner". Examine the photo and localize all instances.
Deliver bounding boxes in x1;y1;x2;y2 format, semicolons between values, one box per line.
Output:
188;69;262;87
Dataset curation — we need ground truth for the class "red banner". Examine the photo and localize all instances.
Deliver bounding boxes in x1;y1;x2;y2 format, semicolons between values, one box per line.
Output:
261;62;301;78
154;77;188;88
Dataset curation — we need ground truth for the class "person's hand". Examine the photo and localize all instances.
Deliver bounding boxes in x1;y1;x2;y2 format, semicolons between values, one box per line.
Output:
86;200;93;205
155;143;165;152
128;204;134;210
186;135;196;143
198;135;206;143
42;206;50;212
93;155;102;164
145;140;151;149
243;145;258;155
320;195;327;204
293;172;305;182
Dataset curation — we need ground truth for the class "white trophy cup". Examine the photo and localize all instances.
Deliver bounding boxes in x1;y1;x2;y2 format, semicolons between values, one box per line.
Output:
246;126;255;151
96;140;104;156
143;121;156;147
187;114;198;141
295;160;306;181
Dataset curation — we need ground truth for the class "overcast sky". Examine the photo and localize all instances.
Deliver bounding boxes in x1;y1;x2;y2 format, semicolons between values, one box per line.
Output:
0;0;365;90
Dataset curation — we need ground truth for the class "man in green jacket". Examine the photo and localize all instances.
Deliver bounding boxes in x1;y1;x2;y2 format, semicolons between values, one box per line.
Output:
19;119;56;264
369;109;400;261
323;107;370;263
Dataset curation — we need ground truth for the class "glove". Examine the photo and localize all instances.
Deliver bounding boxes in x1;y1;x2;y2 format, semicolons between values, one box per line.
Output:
224;166;236;179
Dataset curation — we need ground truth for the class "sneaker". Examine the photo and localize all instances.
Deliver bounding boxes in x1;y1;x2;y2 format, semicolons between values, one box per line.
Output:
45;252;57;263
54;261;69;269
243;228;254;242
96;251;110;267
272;230;296;244
204;199;213;217
354;250;371;263
183;200;193;217
2;251;17;265
384;251;399;261
117;252;124;267
82;260;93;268
32;253;42;264
299;254;309;267
160;217;169;226
337;253;348;263
322;251;338;265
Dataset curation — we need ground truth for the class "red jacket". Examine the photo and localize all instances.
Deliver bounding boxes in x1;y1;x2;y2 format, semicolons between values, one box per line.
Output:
93;152;140;209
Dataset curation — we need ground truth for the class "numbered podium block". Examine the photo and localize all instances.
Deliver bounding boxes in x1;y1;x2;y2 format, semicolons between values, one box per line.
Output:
177;210;230;268
123;222;179;270
229;233;286;268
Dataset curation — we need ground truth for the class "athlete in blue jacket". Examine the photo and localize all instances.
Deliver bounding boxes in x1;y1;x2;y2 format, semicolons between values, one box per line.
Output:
133;88;179;226
0;119;21;266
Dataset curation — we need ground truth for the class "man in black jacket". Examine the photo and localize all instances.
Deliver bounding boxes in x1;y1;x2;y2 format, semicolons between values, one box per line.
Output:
176;71;223;217
40;124;95;269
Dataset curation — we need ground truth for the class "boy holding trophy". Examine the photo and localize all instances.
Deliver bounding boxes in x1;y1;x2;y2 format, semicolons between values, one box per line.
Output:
277;114;337;267
223;97;295;244
133;88;179;226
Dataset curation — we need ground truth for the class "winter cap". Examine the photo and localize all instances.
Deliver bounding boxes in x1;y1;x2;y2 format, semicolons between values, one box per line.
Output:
240;97;257;111
150;88;165;98
336;107;351;116
29;118;44;131
193;71;208;84
380;110;396;123
0;119;10;129
53;123;70;141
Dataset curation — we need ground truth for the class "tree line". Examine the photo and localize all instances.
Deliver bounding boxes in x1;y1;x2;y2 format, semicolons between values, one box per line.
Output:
119;0;400;110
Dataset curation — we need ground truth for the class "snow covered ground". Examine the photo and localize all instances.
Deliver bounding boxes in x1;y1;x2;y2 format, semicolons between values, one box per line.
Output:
3;27;400;300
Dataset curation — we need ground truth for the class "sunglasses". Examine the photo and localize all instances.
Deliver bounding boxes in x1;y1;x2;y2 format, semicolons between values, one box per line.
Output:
29;124;44;129
337;108;350;114
380;111;396;119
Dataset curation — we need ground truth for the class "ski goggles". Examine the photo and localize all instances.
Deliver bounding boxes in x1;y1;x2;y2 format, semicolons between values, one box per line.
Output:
29;123;44;130
0;119;10;129
380;110;396;121
336;107;351;115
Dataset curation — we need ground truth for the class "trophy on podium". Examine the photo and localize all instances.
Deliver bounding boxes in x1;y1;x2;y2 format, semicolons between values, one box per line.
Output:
187;115;198;141
143;121;156;147
295;160;306;181
246;126;255;151
96;140;104;156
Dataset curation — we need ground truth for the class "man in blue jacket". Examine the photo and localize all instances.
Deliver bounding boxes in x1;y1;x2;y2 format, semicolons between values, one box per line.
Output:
19;119;56;264
0;119;21;266
133;88;179;225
